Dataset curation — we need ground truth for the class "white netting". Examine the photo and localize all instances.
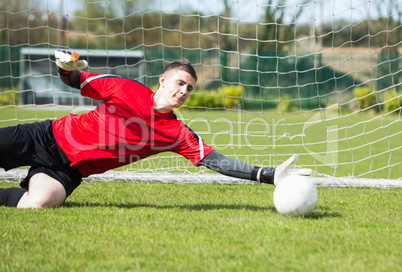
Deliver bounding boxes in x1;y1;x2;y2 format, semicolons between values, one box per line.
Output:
0;0;401;187
1;169;401;188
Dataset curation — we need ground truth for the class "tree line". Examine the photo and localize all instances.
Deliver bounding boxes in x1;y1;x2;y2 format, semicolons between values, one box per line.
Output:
1;0;400;53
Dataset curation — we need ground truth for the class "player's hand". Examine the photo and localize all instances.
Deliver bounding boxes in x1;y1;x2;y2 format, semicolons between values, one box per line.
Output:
274;155;312;186
55;50;88;71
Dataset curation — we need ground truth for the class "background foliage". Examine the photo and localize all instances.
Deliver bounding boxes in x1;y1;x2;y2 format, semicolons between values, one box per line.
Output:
0;0;401;112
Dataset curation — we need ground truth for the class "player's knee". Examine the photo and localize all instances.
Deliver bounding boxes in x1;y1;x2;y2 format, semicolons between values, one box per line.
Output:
18;193;65;209
19;173;67;208
29;197;55;208
20;198;46;209
20;199;61;209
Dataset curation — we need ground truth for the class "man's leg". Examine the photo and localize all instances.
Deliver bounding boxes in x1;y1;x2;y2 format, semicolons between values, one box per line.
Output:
0;187;27;207
17;173;66;209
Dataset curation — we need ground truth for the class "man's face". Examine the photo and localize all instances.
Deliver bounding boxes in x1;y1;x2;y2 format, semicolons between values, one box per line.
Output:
159;70;195;109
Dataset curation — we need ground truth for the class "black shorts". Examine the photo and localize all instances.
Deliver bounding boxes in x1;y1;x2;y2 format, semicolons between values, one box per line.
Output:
0;120;83;197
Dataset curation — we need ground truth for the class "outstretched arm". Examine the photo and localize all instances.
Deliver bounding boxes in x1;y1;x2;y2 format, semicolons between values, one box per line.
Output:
199;151;311;186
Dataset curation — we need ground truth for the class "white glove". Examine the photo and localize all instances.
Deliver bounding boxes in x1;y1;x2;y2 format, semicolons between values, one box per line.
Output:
274;155;312;186
55;50;88;71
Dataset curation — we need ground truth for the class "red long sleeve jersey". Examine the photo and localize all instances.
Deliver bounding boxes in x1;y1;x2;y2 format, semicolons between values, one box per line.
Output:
52;72;214;177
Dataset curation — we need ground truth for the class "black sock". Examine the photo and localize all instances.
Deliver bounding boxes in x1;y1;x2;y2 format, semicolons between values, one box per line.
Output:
0;187;27;207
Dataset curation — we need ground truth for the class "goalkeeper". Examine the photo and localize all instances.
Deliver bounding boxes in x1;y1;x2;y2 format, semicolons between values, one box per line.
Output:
0;50;311;208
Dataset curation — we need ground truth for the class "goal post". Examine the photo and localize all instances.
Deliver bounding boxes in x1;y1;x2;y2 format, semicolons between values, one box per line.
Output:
0;0;401;187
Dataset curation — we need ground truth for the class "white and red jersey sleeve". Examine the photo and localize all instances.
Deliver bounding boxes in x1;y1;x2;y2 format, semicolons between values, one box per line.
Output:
79;71;127;101
172;123;214;166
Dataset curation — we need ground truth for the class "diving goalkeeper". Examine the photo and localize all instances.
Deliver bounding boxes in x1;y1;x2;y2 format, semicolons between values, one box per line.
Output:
0;50;311;208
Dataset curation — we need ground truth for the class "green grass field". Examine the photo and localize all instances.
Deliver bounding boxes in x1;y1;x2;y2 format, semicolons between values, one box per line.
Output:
0;108;401;271
0;182;401;272
1;107;400;178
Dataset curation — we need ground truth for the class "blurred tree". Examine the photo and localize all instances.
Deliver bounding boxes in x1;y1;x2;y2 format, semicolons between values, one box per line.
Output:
1;0;399;66
71;0;121;36
0;0;58;45
258;0;309;51
372;0;402;91
220;0;232;51
220;0;232;82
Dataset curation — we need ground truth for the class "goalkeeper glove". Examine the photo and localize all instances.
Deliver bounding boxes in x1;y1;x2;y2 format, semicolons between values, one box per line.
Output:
55;50;88;74
260;155;312;186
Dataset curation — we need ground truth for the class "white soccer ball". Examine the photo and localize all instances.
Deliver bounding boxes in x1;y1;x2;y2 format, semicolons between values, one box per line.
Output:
273;175;317;217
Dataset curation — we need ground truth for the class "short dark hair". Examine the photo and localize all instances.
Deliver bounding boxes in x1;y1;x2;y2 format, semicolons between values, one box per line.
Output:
163;59;197;82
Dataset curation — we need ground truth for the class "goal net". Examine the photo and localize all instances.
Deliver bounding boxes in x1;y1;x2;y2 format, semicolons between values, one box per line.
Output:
0;0;401;187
